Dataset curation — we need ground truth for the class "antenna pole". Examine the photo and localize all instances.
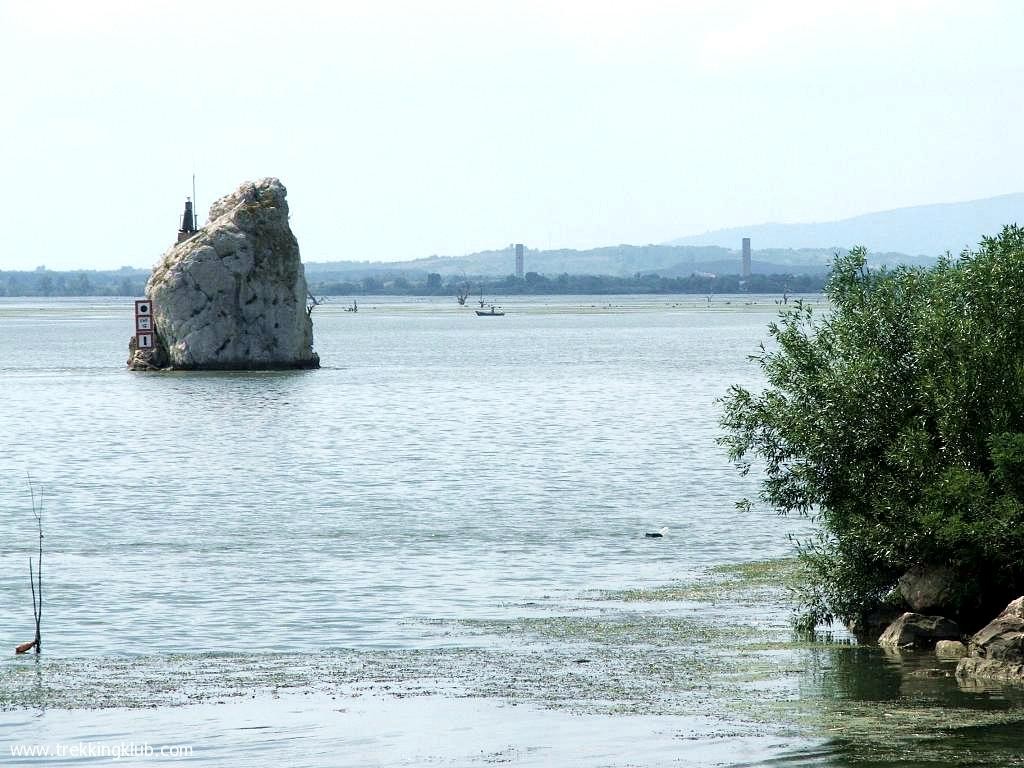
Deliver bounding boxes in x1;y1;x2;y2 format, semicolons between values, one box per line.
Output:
192;173;197;226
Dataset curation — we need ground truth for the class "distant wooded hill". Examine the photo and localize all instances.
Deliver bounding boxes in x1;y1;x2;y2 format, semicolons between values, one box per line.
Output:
303;191;1023;280
6;192;1017;296
304;244;931;282
668;192;1024;256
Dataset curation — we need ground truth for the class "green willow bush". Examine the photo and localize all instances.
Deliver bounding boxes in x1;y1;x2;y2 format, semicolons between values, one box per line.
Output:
720;226;1024;630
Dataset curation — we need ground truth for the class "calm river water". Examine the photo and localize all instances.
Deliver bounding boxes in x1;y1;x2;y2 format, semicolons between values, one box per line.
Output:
1;295;1022;767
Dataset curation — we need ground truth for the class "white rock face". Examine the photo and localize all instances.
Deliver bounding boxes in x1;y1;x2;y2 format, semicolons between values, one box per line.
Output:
130;178;319;370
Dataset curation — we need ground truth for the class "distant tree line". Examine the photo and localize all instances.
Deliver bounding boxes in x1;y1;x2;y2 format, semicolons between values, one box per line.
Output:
0;268;149;297
308;271;827;297
0;267;826;298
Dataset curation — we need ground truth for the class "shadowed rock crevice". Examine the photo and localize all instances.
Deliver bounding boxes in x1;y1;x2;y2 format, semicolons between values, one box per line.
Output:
128;178;319;371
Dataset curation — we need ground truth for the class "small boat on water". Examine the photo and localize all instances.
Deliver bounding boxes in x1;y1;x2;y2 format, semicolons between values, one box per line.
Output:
476;305;505;316
344;299;358;313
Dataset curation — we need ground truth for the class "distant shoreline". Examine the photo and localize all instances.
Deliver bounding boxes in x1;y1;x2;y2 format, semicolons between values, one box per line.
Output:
0;269;828;298
308;272;826;297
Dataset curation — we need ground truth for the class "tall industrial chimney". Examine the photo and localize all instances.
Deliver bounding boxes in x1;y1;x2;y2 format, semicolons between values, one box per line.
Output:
741;237;751;279
515;243;525;279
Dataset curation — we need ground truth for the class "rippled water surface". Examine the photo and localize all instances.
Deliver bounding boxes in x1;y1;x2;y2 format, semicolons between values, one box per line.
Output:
3;296;1023;767
0;296;785;655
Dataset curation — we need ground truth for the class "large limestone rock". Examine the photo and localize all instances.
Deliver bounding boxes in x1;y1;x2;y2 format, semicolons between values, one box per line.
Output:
878;612;961;649
128;178;319;370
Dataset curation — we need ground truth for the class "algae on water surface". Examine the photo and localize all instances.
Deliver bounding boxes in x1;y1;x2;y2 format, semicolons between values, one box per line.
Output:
4;558;1024;765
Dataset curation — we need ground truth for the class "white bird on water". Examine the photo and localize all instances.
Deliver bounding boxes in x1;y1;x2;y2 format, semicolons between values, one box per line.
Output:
645;527;669;539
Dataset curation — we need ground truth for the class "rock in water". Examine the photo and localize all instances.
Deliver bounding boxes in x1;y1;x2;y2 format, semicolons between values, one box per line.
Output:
964;596;1024;663
128;178;319;371
955;597;1024;682
846;604;906;644
935;639;968;658
878;612;961;649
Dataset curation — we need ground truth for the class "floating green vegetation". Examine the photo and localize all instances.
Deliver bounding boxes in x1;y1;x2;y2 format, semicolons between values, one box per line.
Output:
783;697;1024;766
5;557;1024;765
713;556;805;586
588;557;805;607
586;582;729;603
457;613;769;648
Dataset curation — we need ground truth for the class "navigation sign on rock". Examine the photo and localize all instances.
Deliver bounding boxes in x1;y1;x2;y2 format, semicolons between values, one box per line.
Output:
133;299;156;350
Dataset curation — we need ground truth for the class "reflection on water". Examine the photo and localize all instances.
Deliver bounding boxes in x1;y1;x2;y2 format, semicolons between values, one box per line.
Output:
759;645;1024;767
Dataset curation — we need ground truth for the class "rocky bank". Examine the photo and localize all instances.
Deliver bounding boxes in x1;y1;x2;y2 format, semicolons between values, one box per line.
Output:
127;178;319;371
859;574;1024;686
956;597;1024;683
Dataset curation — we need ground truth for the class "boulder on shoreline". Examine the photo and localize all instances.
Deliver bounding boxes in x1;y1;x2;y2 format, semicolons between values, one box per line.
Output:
847;604;906;644
956;657;1024;682
935;639;968;658
898;564;958;614
967;596;1024;661
127;177;319;371
955;596;1024;683
878;612;961;650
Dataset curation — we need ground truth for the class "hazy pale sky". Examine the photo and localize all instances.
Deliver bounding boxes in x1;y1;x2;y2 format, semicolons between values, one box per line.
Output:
2;0;1022;270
